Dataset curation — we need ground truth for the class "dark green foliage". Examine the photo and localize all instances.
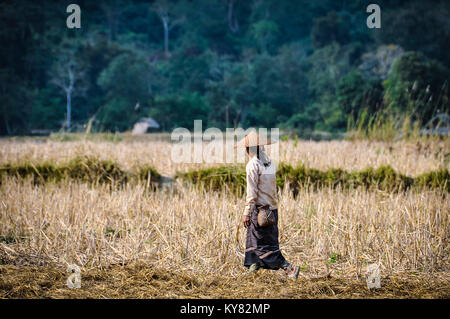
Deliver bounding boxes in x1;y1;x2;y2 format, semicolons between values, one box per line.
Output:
283;106;320;133
175;165;246;195
0;157;128;185
150;92;210;131
156;48;211;95
383;52;450;121
98;98;140;132
1;158;447;193
30;88;65;130
176;164;448;195
283;164;415;192
306;42;363;131
0;162;62;184
349;166;414;191
250;20;280;53
136;165;162;184
311;11;350;49
1;1;449;135
0;157;159;187
375;0;450;66
97;52;153;131
64;157;128;185
79;37;127;118
415;169;450;192
0;69;33;135
337;71;383;116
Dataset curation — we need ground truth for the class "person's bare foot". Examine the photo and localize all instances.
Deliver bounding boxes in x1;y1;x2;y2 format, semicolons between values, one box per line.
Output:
248;263;260;274
284;264;299;279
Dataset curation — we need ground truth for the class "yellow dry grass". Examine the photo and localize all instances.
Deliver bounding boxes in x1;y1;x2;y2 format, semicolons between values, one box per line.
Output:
1;263;449;298
1;179;449;298
0;137;449;298
0;138;448;176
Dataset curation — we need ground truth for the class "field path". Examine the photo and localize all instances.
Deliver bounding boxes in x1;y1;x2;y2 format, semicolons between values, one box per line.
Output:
1;263;449;299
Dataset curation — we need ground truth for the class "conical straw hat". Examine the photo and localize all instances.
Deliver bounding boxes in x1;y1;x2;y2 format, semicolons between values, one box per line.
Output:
235;131;273;148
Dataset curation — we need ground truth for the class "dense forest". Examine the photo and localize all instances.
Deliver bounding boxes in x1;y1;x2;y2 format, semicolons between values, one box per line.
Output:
0;0;449;135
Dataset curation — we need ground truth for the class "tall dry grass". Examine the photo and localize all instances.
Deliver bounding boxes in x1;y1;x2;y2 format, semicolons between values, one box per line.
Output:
1;137;448;298
1;177;448;279
0;138;448;176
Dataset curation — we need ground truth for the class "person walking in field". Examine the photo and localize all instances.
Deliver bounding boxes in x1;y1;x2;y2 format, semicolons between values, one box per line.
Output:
237;131;299;279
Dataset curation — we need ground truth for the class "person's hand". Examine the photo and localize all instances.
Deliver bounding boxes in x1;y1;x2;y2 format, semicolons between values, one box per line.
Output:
242;215;251;228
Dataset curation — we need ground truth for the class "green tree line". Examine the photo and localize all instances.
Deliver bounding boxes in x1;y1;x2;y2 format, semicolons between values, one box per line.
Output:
0;0;449;135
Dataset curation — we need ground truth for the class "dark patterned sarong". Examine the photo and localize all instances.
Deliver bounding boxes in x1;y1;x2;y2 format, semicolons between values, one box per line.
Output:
244;209;287;270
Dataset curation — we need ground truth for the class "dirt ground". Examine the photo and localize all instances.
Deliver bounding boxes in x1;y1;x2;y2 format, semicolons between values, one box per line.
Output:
1;262;448;299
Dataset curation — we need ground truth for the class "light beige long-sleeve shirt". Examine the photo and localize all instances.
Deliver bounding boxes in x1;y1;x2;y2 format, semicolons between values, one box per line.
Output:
243;155;278;216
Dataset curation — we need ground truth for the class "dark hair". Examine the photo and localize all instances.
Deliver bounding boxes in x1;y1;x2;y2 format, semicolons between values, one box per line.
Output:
245;146;258;156
246;146;270;167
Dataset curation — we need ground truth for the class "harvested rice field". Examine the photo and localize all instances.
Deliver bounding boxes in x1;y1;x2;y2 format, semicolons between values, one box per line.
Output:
1;137;448;176
0;136;449;299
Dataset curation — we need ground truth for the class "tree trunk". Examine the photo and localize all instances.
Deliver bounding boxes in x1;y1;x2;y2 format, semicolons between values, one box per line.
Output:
4;114;11;135
237;105;249;127
66;64;75;131
227;0;239;33
225;103;229;128
66;90;72;130
102;2;118;42
162;17;169;57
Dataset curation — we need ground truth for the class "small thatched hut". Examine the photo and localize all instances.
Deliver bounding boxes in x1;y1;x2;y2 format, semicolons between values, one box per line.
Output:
132;117;160;135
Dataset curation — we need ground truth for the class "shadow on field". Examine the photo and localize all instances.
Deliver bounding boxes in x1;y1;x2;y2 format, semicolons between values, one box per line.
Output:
0;262;448;299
